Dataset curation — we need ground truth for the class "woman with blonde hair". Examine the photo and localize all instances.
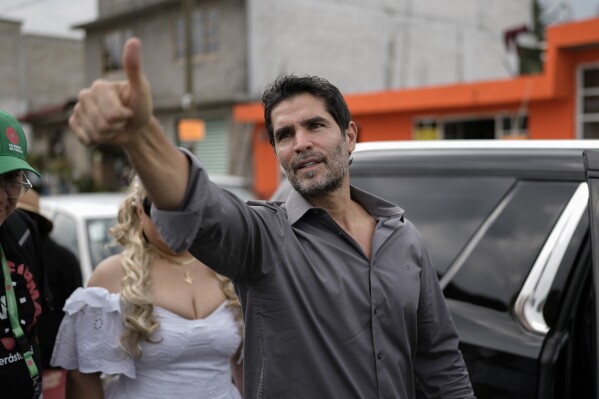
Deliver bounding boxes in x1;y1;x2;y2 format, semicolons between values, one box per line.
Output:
51;176;244;398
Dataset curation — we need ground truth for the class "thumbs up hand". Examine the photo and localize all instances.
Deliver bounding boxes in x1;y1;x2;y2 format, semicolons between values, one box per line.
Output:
70;37;153;146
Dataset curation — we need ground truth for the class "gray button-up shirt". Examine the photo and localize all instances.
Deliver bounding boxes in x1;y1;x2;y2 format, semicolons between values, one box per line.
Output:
155;150;475;399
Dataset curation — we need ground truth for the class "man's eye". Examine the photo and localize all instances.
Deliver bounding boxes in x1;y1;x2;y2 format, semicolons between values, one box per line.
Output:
277;132;290;141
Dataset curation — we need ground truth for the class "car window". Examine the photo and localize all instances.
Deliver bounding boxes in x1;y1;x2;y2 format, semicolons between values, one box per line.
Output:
87;218;121;270
351;175;515;276
444;180;578;311
50;213;79;260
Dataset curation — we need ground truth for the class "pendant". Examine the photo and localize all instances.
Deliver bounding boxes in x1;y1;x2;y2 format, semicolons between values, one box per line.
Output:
183;271;193;285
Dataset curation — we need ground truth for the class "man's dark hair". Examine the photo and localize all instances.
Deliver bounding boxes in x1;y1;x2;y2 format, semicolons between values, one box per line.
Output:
262;75;351;147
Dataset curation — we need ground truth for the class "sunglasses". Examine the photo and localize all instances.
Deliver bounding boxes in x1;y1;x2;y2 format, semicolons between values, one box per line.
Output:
142;197;152;216
0;171;33;199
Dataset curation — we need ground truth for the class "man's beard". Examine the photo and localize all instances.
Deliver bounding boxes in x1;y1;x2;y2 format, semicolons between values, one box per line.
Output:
285;143;348;199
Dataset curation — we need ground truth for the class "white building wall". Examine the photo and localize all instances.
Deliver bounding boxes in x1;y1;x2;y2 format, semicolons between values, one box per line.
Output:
247;0;531;96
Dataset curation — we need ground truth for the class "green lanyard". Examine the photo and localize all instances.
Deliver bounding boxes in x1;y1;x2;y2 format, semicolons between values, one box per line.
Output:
0;243;40;390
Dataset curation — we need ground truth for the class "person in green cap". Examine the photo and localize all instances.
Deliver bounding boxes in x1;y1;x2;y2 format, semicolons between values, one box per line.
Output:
0;110;49;399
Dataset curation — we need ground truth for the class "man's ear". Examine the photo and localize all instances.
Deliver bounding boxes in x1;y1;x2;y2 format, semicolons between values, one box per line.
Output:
346;121;358;153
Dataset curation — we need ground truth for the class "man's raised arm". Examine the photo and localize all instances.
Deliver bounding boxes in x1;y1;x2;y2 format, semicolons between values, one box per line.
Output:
69;37;189;210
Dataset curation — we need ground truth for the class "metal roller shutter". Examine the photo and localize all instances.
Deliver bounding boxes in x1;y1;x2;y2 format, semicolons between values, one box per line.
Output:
190;118;229;175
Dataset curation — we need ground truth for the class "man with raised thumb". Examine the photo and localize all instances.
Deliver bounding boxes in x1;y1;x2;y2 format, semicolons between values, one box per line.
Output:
69;37;475;398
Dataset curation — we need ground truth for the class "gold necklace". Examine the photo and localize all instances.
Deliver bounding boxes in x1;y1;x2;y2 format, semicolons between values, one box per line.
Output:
150;247;196;266
150;247;197;284
173;267;194;285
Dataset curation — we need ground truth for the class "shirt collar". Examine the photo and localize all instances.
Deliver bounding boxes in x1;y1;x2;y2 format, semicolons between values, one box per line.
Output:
284;185;404;225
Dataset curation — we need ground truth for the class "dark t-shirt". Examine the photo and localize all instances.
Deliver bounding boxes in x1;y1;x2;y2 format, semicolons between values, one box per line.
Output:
0;211;46;399
37;236;81;368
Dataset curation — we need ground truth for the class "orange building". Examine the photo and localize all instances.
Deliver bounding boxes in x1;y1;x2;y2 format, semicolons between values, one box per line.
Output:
234;17;599;199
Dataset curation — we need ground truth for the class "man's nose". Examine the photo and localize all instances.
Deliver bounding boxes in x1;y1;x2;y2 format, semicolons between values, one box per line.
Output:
293;130;312;152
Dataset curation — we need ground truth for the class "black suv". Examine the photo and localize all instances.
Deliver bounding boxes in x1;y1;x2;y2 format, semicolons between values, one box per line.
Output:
271;140;599;399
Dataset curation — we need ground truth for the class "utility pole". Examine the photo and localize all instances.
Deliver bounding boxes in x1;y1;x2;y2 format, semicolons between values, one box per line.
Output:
182;0;195;112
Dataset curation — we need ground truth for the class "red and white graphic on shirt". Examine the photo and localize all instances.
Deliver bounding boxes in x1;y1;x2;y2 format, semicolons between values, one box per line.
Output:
0;260;41;352
0;337;15;351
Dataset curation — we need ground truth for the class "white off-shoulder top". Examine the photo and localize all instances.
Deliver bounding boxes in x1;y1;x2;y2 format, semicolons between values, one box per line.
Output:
51;287;242;399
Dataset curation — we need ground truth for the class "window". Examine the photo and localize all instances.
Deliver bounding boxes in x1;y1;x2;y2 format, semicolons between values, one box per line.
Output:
350;175;515;276
578;64;599;139
102;28;133;72
497;113;528;139
351;173;577;312
174;7;220;59
414;120;440;140
444;181;577;311
414;114;529;140
87;218;121;270
445;119;495;139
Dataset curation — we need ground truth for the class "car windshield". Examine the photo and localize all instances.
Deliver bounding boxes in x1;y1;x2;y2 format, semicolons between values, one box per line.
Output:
87;217;121;269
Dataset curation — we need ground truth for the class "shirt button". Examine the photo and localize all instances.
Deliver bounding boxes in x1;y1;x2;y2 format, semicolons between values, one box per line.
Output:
374;307;380;314
377;353;383;360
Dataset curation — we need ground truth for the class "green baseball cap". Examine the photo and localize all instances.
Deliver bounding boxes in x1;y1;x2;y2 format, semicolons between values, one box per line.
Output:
0;110;40;177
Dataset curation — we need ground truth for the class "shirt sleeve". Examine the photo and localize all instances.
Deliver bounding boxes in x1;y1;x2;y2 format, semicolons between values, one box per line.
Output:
151;149;207;254
50;287;135;378
152;148;277;282
414;244;476;398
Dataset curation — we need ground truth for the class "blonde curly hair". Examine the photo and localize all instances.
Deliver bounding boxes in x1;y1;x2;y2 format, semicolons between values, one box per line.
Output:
110;175;243;358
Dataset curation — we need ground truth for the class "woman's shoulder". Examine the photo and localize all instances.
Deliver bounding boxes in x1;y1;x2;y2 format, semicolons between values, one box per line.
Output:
87;253;125;293
63;286;121;315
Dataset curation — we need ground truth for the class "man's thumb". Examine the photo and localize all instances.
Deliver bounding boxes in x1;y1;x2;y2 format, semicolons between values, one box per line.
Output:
123;37;144;94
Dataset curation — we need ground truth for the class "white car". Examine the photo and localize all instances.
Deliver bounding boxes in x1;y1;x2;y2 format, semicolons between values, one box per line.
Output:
39;175;255;284
40;193;126;284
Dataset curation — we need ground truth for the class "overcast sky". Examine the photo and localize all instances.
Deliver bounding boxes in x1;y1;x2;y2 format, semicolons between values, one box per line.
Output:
0;0;597;40
0;0;96;39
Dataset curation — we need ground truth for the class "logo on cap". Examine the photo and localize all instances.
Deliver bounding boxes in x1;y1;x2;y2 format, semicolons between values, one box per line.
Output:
6;127;19;145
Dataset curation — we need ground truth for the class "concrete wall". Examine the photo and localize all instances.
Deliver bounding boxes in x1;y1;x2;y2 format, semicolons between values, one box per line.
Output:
24;35;84;109
0;19;27;114
246;0;532;96
86;0;246;108
0;20;83;112
85;0;249;176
